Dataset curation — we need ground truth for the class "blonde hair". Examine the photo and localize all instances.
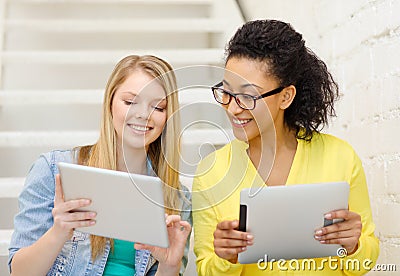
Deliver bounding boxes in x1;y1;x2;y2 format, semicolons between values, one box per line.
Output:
76;55;181;259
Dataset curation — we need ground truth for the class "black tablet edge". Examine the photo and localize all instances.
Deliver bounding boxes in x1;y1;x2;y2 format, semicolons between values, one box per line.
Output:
238;204;247;232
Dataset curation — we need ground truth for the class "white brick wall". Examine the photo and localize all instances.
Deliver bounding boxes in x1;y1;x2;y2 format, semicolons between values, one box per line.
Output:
240;0;400;273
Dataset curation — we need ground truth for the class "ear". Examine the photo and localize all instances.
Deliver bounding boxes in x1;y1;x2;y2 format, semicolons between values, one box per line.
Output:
280;85;296;110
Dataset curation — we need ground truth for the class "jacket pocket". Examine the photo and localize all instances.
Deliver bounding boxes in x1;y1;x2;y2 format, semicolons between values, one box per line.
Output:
47;231;89;276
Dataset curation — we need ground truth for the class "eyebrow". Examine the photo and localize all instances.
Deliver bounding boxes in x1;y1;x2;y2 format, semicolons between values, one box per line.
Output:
222;79;263;90
153;98;167;103
121;91;138;96
121;91;166;102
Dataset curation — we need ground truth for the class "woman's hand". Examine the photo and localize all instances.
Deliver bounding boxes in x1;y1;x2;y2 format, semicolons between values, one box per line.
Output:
51;174;96;242
314;210;362;255
134;214;191;275
213;220;254;264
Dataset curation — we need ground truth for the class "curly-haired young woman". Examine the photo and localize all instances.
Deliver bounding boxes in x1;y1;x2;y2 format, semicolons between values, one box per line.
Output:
192;20;379;275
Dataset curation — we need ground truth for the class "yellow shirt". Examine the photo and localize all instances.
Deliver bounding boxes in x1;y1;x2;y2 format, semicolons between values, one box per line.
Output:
193;133;379;275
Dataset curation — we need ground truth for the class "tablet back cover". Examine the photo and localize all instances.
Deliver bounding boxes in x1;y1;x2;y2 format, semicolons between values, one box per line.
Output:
58;162;169;248
238;182;349;263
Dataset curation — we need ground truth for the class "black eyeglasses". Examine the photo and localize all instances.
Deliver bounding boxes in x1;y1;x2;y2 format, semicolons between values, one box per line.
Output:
211;82;284;110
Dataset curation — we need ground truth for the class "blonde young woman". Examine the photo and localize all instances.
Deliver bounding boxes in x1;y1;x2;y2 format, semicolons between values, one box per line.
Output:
9;55;192;276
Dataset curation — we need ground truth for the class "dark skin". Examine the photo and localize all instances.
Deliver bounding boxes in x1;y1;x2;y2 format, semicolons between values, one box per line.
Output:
213;57;362;263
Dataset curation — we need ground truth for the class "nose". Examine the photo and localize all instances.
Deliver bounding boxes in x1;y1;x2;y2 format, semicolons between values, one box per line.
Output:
226;96;243;115
131;103;150;119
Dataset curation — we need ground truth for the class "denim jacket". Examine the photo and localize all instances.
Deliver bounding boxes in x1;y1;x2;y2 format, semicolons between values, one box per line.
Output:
9;150;192;276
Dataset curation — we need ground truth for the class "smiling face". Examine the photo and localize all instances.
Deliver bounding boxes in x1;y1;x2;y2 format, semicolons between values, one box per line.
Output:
223;57;286;144
111;70;167;151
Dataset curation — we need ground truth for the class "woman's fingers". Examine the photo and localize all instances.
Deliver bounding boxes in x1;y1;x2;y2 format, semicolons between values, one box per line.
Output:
64;211;96;222
215;221;252;242
215;246;247;256
179;220;192;234
63;199;92;212
52;199;92;217
315;210;361;236
54;219;96;231
314;209;362;254
315;229;355;242
217;220;238;231
213;220;254;263
214;237;250;248
165;214;182;226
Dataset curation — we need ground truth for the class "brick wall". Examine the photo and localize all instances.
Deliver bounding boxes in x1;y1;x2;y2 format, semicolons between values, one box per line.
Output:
315;1;400;271
240;0;400;273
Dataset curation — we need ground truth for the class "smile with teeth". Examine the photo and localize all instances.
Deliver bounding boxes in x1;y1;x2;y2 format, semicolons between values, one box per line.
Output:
232;118;252;125
128;124;152;132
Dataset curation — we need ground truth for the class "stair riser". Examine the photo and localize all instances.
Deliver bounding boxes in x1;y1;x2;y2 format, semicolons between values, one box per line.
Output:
8;3;210;20
0;198;19;230
0;105;101;131
6;32;212;51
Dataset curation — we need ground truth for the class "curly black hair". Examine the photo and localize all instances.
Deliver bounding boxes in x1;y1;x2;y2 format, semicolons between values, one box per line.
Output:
225;19;339;141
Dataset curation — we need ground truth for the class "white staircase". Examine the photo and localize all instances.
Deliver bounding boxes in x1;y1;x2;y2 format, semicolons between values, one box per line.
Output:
0;0;243;274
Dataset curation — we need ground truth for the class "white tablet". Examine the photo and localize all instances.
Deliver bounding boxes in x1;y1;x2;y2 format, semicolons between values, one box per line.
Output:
57;162;169;248
238;182;349;264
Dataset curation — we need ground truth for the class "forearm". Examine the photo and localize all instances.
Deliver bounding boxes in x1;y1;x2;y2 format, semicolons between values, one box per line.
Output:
194;212;243;275
196;253;242;276
11;227;67;276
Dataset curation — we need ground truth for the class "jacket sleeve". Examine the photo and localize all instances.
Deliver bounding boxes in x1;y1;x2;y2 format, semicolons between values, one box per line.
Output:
8;154;56;271
179;185;193;276
342;151;380;275
192;175;243;276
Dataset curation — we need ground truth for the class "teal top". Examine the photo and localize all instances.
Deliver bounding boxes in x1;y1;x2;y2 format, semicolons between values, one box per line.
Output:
103;239;136;276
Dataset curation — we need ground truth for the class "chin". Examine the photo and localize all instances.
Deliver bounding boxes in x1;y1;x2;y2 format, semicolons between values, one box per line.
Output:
232;130;249;142
122;137;146;149
233;128;261;143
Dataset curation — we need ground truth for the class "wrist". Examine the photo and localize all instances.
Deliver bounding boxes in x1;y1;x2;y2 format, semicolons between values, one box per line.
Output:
228;256;238;264
49;225;73;243
156;263;180;276
347;243;359;256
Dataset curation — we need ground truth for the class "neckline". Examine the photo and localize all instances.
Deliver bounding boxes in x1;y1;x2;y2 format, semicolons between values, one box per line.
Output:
239;138;302;187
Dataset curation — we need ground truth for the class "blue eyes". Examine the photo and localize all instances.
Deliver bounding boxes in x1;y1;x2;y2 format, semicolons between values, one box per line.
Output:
123;101;165;112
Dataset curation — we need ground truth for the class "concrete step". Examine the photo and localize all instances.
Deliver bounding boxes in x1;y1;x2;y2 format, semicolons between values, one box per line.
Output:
0;178;25;198
7;0;213;22
0;103;101;131
0;230;13;256
0;131;99;148
1;49;224;65
10;0;212;4
0;89;103;105
6;18;227;33
0;178;24;229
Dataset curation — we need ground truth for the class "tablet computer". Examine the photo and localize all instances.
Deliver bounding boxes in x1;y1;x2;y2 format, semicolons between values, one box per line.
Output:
238;182;349;264
57;162;169;248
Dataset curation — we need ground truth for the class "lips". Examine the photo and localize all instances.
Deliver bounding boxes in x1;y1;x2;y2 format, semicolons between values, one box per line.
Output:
127;124;153;132
232;118;252;126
